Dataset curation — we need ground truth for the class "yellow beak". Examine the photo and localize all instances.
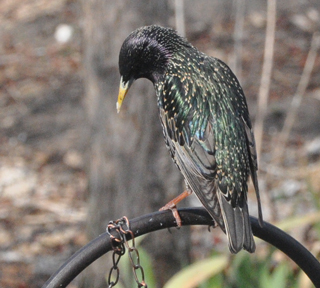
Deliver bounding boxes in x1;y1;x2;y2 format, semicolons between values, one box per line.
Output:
116;77;133;113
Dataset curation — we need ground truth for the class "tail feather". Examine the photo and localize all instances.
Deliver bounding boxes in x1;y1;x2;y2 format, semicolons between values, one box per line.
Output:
218;188;255;253
179;168;256;253
242;200;256;252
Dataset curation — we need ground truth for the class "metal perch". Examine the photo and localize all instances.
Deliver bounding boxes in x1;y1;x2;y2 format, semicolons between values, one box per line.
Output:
42;207;320;288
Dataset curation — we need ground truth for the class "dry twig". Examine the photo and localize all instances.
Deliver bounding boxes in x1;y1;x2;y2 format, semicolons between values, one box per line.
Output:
174;0;185;37
272;32;320;164
232;0;245;81
254;0;277;159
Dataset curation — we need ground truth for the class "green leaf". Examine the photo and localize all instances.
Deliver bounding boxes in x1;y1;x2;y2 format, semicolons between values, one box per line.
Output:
253;211;320;246
164;255;229;288
276;211;320;231
261;263;289;288
229;252;266;288
136;246;157;288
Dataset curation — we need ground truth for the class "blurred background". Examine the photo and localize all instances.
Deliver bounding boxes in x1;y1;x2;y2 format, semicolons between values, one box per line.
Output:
0;0;320;287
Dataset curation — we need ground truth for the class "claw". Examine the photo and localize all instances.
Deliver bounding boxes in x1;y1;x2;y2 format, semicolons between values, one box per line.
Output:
160;205;182;227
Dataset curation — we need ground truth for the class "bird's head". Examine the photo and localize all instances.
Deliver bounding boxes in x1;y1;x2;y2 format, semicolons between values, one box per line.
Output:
117;25;185;113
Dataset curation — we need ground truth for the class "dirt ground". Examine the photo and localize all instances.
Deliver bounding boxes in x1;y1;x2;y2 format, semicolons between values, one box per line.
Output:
1;1;320;287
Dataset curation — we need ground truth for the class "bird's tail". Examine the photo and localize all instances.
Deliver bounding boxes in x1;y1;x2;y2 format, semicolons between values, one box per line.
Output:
174;147;255;253
217;188;255;254
192;179;255;254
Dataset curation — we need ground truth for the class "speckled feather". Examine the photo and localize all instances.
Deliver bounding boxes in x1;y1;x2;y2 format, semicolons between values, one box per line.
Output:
118;25;263;253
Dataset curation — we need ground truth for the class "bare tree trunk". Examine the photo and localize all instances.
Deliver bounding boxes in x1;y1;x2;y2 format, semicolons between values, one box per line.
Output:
80;1;191;287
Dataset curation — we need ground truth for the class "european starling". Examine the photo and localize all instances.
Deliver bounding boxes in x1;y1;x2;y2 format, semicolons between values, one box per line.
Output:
117;25;263;254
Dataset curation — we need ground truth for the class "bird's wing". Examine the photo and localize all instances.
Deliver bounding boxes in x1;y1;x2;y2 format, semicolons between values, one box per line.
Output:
208;57;263;226
159;106;225;229
241;115;263;226
159;57;260;252
158;70;230;228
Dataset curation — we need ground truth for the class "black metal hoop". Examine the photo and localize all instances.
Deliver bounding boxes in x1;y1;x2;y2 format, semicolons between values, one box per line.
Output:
42;207;320;288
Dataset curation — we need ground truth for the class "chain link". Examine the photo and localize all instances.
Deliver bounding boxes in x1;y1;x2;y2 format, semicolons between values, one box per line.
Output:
106;216;147;288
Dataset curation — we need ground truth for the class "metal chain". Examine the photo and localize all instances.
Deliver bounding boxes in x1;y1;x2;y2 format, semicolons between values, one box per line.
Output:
106;216;147;288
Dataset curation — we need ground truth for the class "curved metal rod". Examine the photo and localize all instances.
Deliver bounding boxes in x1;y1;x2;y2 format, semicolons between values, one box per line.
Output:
42;207;320;288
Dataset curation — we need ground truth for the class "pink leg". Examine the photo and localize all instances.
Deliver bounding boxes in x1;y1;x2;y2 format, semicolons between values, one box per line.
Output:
159;190;192;227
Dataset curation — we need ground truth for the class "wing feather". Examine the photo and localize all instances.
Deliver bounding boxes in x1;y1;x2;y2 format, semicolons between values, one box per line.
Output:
157;54;262;253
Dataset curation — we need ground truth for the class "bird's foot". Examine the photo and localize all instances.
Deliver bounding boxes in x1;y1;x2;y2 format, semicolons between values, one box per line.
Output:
160;204;182;227
159;190;192;227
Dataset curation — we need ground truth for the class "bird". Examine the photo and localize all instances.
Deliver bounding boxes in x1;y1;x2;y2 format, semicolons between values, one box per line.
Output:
116;25;263;254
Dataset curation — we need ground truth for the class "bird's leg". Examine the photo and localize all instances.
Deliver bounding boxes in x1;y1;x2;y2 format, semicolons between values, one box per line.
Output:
159;190;192;227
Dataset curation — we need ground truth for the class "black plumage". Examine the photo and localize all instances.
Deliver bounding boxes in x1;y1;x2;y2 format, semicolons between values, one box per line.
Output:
117;25;263;253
